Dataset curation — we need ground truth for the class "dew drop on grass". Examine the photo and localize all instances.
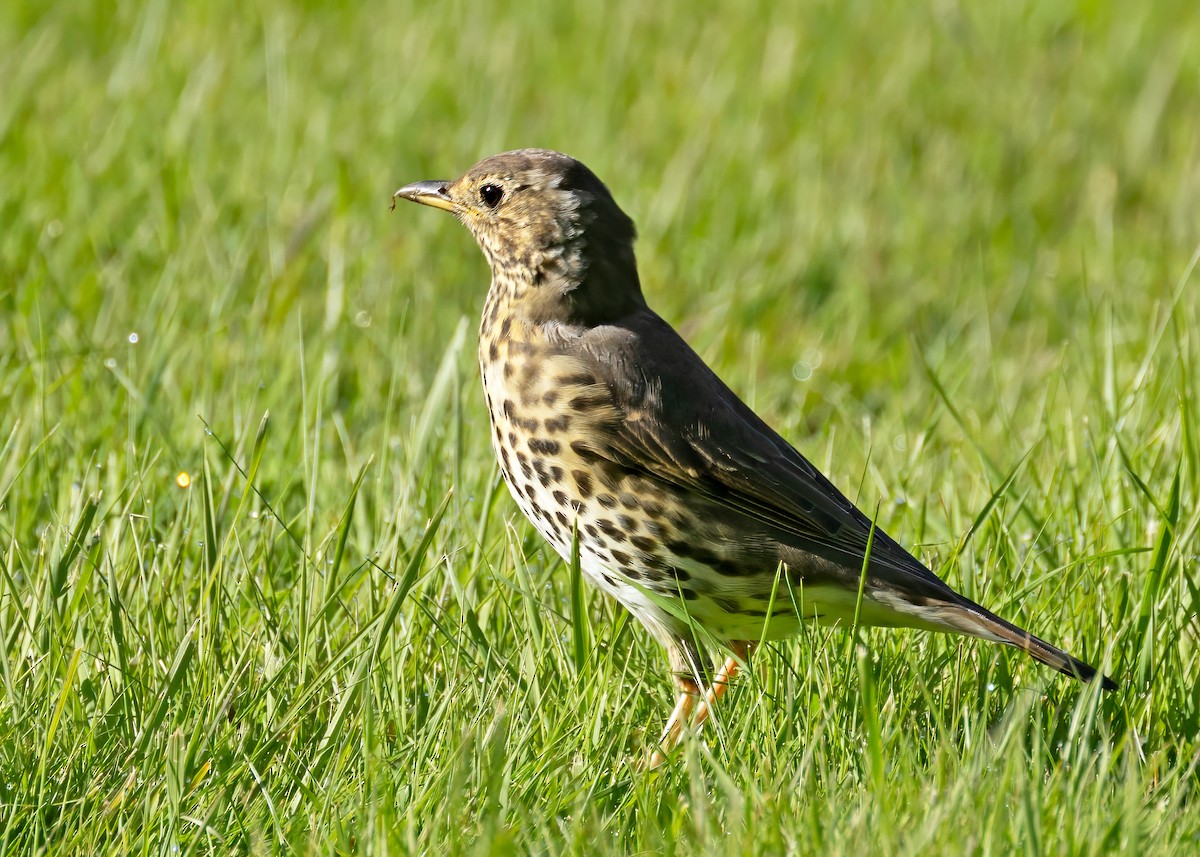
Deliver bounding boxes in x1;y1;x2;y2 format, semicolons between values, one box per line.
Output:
791;361;812;381
128;332;139;344
104;358;117;369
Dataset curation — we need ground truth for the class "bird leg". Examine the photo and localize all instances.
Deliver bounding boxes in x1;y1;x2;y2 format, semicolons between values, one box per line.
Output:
646;681;699;769
646;641;753;768
692;640;752;730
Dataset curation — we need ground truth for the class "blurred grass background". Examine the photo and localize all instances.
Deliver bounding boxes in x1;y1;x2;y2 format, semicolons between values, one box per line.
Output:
1;0;1198;853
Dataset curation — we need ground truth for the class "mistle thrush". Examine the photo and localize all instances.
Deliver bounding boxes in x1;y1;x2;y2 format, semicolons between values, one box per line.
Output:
393;148;1116;764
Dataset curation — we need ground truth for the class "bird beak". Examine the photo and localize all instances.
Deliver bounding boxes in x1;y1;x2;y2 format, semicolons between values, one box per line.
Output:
392;180;457;213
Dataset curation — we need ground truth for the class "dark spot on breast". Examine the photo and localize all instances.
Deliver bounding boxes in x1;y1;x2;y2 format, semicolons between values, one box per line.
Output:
639;552;669;571
500;447;511;471
713;596;741;614
503;363;514;379
508;431;518;447
552;490;570;506
668;539;720;568
557;372;593;386
668;512;692;533
631;535;656;552
503;399;515;419
679;588;699;601
544;415;571;433
529;438;560;456
543;389;559;406
555;510;570;528
619;493;639;509
670;567;691;582
584;523;598;539
597;494;616;509
643;501;664;519
500;317;512;338
572;470;593;497
488;341;499;362
569;440;601;463
617;514;637;532
596;519;627;543
568;392;610;412
516;451;533;479
611;549;631;566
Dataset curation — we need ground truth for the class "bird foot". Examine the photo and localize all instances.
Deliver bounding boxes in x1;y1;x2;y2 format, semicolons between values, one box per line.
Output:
645;642;751;768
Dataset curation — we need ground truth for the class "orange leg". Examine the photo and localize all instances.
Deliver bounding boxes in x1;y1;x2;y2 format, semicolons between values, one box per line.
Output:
647;641;752;768
692;640;751;730
646;687;698;769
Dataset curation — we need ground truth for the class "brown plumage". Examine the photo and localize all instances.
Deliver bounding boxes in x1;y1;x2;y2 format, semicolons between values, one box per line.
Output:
392;148;1116;764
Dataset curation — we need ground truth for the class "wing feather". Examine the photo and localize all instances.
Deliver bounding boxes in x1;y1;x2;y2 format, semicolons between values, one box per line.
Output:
575;311;955;598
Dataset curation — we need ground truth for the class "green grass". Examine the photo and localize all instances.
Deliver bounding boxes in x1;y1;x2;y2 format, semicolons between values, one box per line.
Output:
2;0;1198;852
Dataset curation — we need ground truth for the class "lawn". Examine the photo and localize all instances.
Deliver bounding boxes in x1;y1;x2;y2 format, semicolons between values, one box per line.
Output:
1;0;1198;853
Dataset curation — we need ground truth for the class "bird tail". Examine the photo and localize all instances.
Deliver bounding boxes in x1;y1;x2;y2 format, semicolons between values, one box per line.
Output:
950;597;1117;691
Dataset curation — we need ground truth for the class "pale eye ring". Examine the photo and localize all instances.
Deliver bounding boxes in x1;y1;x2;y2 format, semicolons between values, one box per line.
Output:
479;184;503;208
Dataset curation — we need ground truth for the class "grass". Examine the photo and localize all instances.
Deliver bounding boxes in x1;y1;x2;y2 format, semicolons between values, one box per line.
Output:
1;0;1198;852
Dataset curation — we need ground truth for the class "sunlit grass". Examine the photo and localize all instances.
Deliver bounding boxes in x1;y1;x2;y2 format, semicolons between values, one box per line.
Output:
1;0;1197;853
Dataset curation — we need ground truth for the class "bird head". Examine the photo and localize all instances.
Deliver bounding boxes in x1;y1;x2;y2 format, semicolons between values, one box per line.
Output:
394;149;645;325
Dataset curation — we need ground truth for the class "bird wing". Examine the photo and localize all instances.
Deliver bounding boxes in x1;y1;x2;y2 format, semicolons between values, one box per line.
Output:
575;311;954;596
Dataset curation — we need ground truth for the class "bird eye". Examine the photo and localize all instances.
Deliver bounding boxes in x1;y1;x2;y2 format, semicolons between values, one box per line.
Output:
479;184;503;208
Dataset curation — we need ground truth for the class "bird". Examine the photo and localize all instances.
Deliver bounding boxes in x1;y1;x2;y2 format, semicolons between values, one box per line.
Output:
391;148;1117;765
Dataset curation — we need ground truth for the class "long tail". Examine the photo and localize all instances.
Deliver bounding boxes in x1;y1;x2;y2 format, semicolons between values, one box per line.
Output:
951;597;1117;691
